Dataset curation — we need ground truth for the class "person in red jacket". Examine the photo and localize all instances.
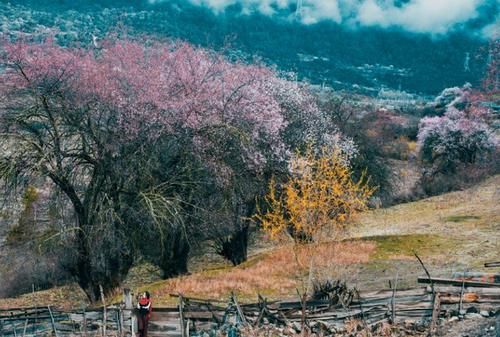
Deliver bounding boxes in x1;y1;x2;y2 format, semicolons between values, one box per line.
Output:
137;291;152;337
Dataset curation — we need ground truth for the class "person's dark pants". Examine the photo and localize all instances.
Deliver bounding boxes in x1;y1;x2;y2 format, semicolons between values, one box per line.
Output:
137;315;149;337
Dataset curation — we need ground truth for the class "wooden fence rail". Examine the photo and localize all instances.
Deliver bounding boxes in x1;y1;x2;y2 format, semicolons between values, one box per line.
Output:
1;275;498;337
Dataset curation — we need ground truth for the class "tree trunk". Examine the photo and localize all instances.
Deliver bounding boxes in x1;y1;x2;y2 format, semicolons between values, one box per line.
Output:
159;232;190;279
75;253;133;303
216;224;249;266
74;232;100;303
215;199;254;266
73;220;133;303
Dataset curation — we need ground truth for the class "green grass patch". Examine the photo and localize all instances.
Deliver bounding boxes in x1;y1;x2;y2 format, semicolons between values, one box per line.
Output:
359;234;458;260
445;215;481;222
235;252;267;269
200;264;235;277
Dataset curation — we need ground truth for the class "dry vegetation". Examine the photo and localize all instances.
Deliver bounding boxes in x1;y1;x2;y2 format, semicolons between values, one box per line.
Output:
149;240;376;305
355;174;499;266
1;175;498;309
0;284;88;310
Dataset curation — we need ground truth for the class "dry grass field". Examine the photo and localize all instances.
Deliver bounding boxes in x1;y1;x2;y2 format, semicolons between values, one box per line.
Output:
1;175;498;309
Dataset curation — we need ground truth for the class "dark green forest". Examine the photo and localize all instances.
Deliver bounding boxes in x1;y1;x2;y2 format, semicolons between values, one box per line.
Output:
1;0;491;94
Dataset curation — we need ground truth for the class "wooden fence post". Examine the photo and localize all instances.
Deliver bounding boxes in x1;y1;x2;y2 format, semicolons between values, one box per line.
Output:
414;253;434;295
391;272;399;324
99;285;107;337
124;288;136;336
33;306;37;337
459;273;465;313
231;293;248;326
47;306;59;337
21;319;28;337
124;289;133;309
83;308;87;337
117;308;123;337
179;294;186;337
429;293;441;337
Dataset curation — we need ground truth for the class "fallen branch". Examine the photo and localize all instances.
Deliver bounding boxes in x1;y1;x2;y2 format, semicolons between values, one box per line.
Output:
414;252;434;295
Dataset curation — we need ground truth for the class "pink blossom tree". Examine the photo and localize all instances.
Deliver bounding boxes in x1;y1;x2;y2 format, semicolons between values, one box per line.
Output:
417;84;498;173
194;75;358;266
0;37;295;301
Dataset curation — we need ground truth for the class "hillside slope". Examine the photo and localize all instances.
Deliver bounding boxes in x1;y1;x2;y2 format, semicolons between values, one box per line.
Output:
0;1;490;95
1;175;498;308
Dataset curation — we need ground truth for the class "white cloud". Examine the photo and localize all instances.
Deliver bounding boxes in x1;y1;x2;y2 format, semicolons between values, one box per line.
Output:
480;16;499;39
357;0;482;34
195;0;238;12
302;1;342;24
151;0;496;35
358;0;388;27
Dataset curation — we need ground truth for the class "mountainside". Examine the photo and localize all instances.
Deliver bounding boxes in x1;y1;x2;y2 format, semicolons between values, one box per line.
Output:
0;0;493;95
1;174;498;309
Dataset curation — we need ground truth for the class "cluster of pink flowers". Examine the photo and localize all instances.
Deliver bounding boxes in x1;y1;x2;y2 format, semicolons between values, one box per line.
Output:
269;77;357;162
417;84;498;165
1;39;289;172
0;37;359;181
2;39;285;136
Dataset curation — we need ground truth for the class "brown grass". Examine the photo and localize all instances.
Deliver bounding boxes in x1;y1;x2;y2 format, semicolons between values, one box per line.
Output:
0;284;87;310
2;175;498;309
150;241;376;305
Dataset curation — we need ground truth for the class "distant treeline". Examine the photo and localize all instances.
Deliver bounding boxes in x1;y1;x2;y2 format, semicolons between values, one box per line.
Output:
3;0;490;94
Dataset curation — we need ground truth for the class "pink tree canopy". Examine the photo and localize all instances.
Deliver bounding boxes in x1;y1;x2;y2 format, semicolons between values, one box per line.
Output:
0;38;293;174
417;84;498;167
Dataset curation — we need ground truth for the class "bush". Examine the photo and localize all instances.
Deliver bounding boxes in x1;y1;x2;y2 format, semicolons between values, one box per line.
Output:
5;186;38;245
417;106;497;174
0;250;68;297
417;155;499;196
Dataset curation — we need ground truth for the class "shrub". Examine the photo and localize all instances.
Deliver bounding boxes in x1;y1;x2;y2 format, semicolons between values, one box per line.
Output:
6;186;38;245
257;146;376;243
418;157;499;196
417;101;497;174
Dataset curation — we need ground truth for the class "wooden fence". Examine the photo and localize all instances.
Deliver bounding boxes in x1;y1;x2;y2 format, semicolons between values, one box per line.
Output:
1;270;499;337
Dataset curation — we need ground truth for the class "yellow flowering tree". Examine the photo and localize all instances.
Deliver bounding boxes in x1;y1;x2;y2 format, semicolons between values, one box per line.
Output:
256;146;376;332
258;146;376;243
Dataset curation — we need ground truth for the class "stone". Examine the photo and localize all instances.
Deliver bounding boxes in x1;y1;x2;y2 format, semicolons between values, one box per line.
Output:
464;313;483;320
466;306;479;314
480;310;489;317
448;316;459;322
291;322;302;332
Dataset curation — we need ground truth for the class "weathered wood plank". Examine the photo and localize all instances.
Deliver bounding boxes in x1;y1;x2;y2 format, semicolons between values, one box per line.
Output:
150;312;182;321
432;286;500;295
429;293;441;337
418;277;500;288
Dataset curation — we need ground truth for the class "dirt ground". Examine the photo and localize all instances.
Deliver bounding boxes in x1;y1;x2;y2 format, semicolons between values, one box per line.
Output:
436;316;499;337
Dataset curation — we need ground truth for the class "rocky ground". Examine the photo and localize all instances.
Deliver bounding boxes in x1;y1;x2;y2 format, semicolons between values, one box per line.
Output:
238;313;500;336
437;316;499;337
